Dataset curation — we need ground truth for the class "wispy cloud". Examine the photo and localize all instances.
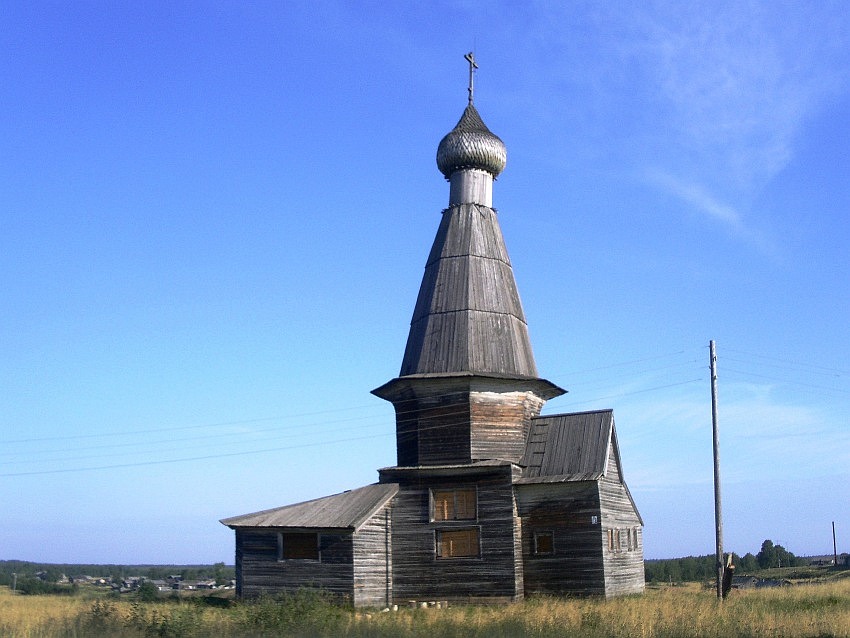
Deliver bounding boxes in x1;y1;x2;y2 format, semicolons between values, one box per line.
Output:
633;2;847;185
644;168;775;253
616;377;850;490
646;169;743;229
627;2;849;248
529;2;850;247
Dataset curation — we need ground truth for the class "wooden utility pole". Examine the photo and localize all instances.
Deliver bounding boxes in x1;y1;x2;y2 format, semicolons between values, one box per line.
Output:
833;521;838;568
710;340;724;599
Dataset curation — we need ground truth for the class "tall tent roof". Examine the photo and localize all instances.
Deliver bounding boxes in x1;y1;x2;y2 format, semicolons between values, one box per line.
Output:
400;201;538;377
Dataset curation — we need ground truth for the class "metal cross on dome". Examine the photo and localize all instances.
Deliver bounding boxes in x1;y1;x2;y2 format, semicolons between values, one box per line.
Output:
465;51;478;104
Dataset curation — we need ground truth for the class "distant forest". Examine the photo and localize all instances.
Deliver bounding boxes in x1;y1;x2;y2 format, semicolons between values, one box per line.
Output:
645;540;809;583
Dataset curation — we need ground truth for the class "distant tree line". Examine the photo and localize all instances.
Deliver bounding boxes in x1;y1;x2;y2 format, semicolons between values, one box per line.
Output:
645;540;808;583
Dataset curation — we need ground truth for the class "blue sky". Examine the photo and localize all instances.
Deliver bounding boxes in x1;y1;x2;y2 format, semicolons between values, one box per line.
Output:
2;1;849;564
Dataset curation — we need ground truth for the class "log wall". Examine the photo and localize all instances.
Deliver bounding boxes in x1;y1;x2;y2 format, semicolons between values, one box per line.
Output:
235;529;354;601
382;465;522;602
469;390;545;463
516;482;606;596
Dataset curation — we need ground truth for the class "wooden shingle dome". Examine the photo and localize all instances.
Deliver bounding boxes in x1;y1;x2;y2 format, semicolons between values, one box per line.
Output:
436;103;507;179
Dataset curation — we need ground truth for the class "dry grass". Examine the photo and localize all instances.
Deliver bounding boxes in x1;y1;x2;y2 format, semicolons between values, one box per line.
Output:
1;578;848;637
357;581;850;637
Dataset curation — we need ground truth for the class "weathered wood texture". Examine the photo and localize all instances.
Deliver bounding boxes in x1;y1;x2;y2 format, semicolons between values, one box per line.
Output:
520;411;612;482
599;443;645;596
221;483;398;529
375;376;559;467
352;505;393;607
393;389;471;466
232;499;394;608
379;464;523;603
401;203;538;378
234;529;354;601
516;482;606;596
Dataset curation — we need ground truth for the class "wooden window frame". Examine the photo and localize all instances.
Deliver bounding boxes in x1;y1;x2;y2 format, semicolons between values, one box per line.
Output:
430;487;477;522
277;532;320;561
435;527;481;559
533;531;555;556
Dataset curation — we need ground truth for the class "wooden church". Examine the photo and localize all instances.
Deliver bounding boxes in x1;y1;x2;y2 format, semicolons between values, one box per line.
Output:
221;57;644;606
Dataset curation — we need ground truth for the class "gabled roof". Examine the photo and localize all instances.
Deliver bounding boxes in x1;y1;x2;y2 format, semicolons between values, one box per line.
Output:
516;409;615;483
220;483;398;531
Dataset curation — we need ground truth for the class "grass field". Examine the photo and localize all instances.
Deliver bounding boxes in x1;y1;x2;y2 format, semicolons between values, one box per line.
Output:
1;575;848;637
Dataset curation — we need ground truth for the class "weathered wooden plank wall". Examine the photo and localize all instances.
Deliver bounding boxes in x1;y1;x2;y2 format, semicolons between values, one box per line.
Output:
388;380;548;467
469;389;545;462
393;392;471;466
516;482;606;596
234;529;354;601
599;446;645;596
380;465;522;602
352;503;393;607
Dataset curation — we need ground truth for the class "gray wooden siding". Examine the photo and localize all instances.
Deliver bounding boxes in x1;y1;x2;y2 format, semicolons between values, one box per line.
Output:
235;529;354;601
222;483;398;530
390;387;547;466
599;445;645;597
520;411;613;481
352;504;393;608
516;482;606;596
387;381;551;467
393;392;471;466
382;465;522;602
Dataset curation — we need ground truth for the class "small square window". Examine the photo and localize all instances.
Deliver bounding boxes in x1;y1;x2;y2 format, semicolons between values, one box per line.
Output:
278;533;319;560
534;531;554;555
436;528;480;558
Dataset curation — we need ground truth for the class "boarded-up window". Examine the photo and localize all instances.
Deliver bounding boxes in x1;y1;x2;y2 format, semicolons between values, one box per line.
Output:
432;488;477;521
534;531;554;556
436;528;480;558
278;532;319;560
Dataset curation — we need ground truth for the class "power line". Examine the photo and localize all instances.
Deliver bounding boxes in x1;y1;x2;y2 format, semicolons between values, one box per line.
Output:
0;431;395;478
553;378;704;408
724;356;844;379
0;375;708;475
0;404;380;445
723;367;850;395
724;348;850;376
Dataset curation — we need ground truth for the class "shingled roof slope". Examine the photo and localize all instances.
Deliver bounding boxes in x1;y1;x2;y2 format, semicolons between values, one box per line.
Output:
517;410;615;483
400;203;538;378
220;483;398;531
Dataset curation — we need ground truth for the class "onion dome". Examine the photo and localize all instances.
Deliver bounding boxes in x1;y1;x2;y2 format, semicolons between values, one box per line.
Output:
436;104;507;179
